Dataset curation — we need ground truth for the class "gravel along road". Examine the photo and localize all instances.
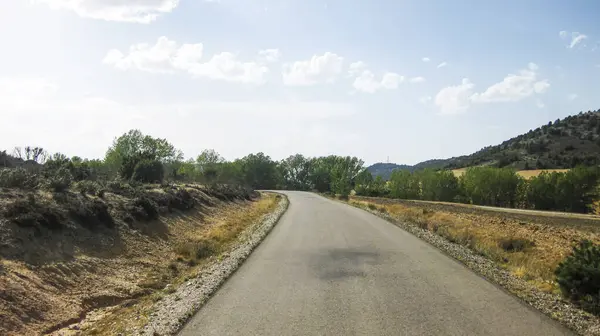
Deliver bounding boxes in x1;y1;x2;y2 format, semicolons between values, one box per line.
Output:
179;191;572;336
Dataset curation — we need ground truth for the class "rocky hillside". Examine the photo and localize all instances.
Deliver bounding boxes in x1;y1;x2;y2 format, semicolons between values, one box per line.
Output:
369;109;600;178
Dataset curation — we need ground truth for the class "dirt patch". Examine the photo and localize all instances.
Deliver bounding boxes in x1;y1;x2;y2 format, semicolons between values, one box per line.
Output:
0;184;258;336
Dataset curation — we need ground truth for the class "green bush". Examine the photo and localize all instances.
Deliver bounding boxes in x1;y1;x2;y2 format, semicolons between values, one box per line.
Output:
555;240;600;314
132;159;164;183
44;167;73;192
0;168;39;189
132;196;159;220
73;180;103;195
67;195;114;229
3;196;63;230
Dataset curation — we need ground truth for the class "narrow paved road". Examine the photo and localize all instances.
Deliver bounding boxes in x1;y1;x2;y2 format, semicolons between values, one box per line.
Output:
180;191;570;336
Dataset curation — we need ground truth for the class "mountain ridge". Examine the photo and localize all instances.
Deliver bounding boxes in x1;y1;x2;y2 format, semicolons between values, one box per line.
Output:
368;109;600;179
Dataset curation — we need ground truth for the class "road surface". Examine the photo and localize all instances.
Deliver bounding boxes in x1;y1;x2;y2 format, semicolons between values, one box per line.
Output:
180;191;570;336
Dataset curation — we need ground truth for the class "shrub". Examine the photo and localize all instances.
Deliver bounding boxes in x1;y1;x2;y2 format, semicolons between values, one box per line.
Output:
67;196;114;229
132;159;164;183
44;167;73;192
131;196;159;220
175;238;219;261
73;180;103;196
498;237;534;252
367;203;377;210
3;196;63;230
0;168;39;189
107;180;136;197
555;240;600;314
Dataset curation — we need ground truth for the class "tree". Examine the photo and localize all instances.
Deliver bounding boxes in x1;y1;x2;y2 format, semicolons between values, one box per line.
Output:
132;159;165;183
237;153;280;189
279;154;312;190
329;156;364;196
459;167;522;207
13;146;48;164
389;169;420;199
105;129;183;180
195;149;226;184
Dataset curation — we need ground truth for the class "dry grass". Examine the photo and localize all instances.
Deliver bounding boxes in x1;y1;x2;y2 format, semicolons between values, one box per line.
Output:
82;193;280;336
451;168;570;179
349;198;600;293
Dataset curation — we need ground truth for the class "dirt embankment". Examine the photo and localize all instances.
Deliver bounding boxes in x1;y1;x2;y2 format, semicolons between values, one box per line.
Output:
0;183;266;336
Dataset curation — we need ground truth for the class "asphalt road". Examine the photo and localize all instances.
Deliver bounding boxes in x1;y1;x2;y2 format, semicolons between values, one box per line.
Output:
179;191;571;336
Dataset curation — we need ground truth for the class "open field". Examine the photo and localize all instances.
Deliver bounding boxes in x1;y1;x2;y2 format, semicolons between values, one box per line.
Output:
451;168;571;179
350;195;600;293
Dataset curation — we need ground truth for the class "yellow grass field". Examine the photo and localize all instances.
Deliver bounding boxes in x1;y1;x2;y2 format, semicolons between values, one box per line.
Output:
451;168;571;179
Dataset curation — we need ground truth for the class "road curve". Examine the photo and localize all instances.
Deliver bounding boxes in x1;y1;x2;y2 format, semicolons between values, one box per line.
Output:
179;191;571;336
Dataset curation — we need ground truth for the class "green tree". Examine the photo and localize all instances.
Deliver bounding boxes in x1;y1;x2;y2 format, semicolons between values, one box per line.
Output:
329;156;364;196
237;153;280;189
196;149;226;184
105;129;182;180
132;159;165;183
389;169;420;199
279;154;312;190
459;167;522;207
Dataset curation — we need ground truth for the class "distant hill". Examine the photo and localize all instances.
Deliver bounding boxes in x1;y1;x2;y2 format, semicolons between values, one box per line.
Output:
367;160;447;179
368;109;600;179
367;163;412;180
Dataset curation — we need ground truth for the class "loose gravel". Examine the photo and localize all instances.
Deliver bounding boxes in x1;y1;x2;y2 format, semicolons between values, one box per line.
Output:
352;203;600;336
136;194;289;336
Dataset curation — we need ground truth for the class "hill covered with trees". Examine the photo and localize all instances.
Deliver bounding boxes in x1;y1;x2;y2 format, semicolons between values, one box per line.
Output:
368;109;600;178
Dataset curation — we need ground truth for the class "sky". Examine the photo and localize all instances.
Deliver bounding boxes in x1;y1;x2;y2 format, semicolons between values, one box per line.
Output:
1;0;599;165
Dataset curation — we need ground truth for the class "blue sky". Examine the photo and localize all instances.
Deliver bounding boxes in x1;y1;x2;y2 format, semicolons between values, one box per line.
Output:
1;1;599;165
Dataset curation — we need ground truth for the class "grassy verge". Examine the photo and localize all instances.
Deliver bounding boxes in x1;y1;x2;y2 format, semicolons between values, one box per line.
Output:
81;192;281;335
346;197;600;294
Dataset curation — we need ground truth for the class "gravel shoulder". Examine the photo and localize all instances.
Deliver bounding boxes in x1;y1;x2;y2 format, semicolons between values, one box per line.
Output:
136;193;289;336
345;198;600;336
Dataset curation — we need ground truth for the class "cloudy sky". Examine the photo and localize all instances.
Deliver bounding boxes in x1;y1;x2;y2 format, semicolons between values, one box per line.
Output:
1;1;599;165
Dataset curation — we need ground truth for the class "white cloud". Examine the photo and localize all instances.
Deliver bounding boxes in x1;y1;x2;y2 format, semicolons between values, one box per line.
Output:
282;52;344;86
437;62;447;68
434;63;550;115
422;57;430;62
409;76;426;83
348;61;367;76
559;30;588;49
36;0;179;23
434;78;475;115
187;52;269;84
470;63;549;103
381;73;403;89
419;96;432;104
352;71;403;93
568;93;578;100
103;37;268;84
258;49;281;63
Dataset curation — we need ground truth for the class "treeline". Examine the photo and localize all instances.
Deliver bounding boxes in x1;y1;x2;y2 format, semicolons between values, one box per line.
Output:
0;129;364;195
355;166;600;214
2;129;599;214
